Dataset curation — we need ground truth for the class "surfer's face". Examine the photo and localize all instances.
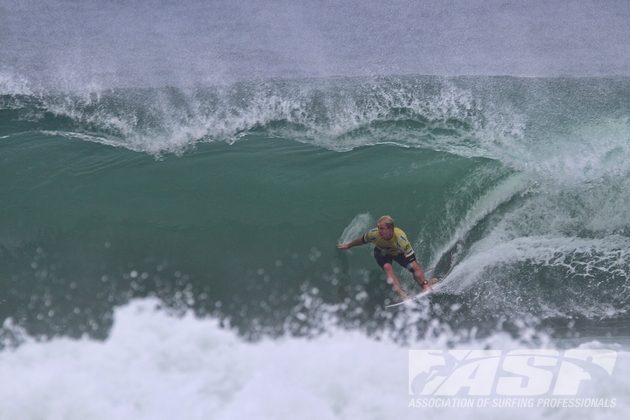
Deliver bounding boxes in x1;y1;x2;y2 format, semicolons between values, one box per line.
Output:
378;223;394;240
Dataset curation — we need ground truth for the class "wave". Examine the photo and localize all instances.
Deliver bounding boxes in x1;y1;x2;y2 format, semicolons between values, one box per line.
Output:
3;74;630;345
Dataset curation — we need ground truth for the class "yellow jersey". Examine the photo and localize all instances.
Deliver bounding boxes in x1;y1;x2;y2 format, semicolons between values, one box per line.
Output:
362;227;415;258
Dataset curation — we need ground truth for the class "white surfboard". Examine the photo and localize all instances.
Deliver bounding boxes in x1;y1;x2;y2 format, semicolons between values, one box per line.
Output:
384;278;444;308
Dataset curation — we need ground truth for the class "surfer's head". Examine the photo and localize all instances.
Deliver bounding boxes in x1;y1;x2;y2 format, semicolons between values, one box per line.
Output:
377;215;395;240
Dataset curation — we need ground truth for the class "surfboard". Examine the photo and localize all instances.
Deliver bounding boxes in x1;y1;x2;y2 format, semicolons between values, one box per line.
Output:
385;277;443;309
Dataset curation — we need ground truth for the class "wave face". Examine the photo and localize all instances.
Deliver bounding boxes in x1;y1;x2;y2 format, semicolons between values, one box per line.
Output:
2;74;630;335
2;74;630;417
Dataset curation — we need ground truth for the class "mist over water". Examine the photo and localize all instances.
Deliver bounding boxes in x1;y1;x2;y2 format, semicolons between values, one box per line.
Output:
2;0;630;90
2;1;630;418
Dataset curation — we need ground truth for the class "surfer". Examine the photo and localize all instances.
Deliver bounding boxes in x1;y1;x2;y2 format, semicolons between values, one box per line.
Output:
337;215;431;300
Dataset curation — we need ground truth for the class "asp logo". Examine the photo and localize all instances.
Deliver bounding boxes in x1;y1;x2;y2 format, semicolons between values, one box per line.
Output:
409;349;617;397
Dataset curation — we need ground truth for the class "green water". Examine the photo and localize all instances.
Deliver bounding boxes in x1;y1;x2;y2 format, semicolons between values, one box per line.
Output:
1;129;500;338
2;75;630;343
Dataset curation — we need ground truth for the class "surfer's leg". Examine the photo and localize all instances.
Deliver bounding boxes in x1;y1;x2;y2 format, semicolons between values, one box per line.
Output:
382;263;409;300
408;260;431;292
374;249;408;299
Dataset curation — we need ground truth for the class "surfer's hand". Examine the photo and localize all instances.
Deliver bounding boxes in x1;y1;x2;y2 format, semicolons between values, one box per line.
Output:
337;243;350;250
421;279;432;292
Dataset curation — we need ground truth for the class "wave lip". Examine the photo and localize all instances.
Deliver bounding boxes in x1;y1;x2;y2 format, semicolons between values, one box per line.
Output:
0;75;525;156
4;75;630;186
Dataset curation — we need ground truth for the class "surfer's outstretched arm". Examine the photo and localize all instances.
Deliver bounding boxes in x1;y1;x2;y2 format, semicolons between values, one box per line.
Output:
337;237;364;250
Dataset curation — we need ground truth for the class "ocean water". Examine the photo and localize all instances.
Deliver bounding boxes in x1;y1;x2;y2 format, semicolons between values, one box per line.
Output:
3;0;630;419
2;73;630;419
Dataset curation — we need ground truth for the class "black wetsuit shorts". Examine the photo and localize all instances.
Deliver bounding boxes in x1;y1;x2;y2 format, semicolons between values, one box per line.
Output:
373;248;416;272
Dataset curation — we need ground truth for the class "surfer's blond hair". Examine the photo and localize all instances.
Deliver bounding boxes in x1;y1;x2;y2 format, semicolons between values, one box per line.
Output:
377;215;395;228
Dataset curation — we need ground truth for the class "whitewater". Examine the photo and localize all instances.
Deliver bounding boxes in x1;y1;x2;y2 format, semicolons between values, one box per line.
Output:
2;299;629;420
